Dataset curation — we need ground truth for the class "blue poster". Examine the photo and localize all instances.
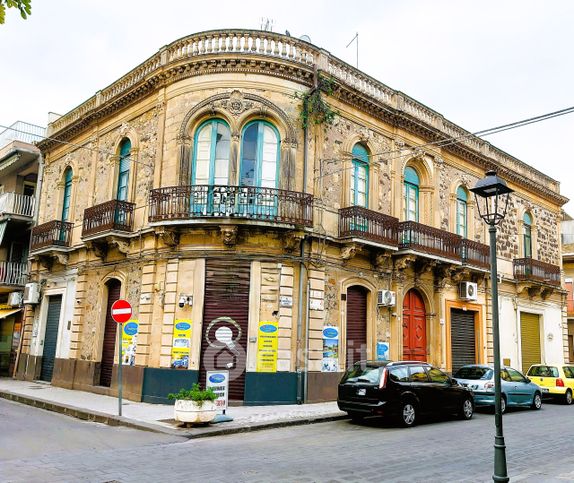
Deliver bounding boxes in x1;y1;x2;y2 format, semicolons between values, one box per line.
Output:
377;341;390;361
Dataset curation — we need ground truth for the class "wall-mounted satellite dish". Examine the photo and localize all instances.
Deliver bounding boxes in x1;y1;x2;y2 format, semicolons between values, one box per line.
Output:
300;35;312;43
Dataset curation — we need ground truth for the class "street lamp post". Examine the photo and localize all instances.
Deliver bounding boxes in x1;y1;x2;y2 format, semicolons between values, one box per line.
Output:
470;170;514;483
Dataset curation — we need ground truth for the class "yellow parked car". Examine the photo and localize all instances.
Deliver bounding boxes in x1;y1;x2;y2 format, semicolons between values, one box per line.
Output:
526;364;574;405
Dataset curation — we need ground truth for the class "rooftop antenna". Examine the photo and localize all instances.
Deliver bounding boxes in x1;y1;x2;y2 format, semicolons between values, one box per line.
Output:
346;32;359;69
260;17;274;32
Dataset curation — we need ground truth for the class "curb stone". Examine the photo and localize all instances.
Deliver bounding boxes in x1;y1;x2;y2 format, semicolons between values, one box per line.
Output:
0;390;347;439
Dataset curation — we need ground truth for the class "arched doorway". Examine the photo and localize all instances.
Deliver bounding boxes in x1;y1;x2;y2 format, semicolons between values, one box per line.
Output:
100;279;121;387
402;289;427;361
346;286;368;367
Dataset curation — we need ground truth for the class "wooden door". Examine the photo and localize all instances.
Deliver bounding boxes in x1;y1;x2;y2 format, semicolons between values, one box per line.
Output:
346;286;368;367
402;289;427;361
100;279;121;387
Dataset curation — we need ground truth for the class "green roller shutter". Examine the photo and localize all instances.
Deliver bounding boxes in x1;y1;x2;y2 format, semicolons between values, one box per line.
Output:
520;312;541;374
40;295;62;382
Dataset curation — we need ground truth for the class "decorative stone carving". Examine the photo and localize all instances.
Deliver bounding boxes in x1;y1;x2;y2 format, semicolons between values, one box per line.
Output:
220;226;238;247
394;254;416;272
541;287;554;300
155;227;179;247
374;253;392;273
108;237;130;255
38;255;53;270
415;259;436;275
282;232;304;253
220;90;254;117
54;252;69;266
340;243;357;261
119;122;131;136
86;240;107;259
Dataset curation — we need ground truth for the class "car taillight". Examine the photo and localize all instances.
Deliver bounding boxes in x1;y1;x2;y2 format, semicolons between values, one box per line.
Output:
557;378;565;387
485;382;494;391
379;368;388;389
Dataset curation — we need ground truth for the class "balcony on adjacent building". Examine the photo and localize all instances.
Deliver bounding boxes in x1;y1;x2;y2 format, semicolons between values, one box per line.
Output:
0;261;27;287
0;192;35;220
338;206;398;249
398;221;462;263
460;239;490;270
149;185;313;227
30;220;73;252
82;200;135;238
513;257;561;287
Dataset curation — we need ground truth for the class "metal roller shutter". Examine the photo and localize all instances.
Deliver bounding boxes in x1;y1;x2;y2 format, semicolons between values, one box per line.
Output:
520;312;541;374
346;286;368;367
450;308;476;373
200;260;250;402
100;280;121;387
40;295;62;382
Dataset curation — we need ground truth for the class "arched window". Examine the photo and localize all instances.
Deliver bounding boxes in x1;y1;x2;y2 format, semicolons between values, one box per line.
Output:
240;121;279;188
61;167;73;222
192;120;231;186
456;186;468;237
350;144;369;207
404;166;420;221
523;212;533;257
116;138;131;201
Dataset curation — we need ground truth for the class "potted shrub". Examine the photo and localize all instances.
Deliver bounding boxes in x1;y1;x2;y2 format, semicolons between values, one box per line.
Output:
168;383;218;424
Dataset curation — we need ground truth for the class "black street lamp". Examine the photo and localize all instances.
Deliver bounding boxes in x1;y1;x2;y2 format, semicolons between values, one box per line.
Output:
470;170;514;483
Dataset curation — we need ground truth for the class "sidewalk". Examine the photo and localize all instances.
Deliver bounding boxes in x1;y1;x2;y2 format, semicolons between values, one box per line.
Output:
0;378;346;439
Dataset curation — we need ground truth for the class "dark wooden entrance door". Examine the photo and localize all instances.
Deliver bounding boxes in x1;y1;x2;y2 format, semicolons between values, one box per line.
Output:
402;289;427;361
39;295;62;382
200;260;250;402
346;286;368;367
100;279;121;387
450;308;476;373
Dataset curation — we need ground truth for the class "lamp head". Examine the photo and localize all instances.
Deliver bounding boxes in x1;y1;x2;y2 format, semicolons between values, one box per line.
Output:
470;170;514;226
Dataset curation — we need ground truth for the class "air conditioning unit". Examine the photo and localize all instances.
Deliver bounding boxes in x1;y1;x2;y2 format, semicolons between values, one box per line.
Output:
23;282;40;304
459;281;478;301
377;290;396;307
8;291;23;306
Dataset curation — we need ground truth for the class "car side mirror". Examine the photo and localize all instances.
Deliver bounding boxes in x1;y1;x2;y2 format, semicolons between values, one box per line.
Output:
450;378;458;386
525;377;531;383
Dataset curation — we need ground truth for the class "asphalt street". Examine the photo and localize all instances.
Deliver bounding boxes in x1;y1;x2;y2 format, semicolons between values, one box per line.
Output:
1;398;574;482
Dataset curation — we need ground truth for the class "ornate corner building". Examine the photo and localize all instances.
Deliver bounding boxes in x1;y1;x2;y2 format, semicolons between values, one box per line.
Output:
15;30;568;404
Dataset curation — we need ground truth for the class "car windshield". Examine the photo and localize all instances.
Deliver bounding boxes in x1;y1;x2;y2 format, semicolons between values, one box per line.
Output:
341;363;382;384
454;366;493;380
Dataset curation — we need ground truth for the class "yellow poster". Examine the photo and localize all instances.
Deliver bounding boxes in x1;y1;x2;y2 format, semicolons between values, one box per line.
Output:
171;319;192;369
121;319;139;366
256;321;278;372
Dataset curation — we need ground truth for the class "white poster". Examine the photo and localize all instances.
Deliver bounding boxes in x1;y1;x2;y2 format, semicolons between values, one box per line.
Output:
206;370;229;411
322;326;340;372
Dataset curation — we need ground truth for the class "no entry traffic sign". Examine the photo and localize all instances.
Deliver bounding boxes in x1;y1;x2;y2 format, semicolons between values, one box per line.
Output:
111;299;132;323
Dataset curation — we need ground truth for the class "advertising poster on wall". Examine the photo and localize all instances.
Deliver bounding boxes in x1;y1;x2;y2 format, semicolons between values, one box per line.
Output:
256;321;278;372
377;341;390;361
322;326;339;372
121;319;139;366
206;370;229;411
171;319;192;369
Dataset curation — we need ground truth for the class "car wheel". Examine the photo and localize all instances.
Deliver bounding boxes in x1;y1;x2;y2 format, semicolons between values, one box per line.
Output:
400;401;417;427
459;397;474;420
348;411;365;422
564;390;573;405
500;395;507;414
531;392;542;410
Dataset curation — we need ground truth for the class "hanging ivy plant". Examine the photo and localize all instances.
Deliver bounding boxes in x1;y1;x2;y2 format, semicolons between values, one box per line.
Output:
297;75;337;130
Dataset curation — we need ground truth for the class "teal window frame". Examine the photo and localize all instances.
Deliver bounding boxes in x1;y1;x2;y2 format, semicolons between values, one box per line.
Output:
239;120;280;188
191;119;231;186
61;167;73;222
523;213;533;258
116;138;131;202
350;144;369;208
456;186;468;238
404;166;419;222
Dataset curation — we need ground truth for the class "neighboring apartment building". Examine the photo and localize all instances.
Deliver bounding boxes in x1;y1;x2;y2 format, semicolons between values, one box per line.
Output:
15;30;567;404
562;212;574;362
0;121;44;376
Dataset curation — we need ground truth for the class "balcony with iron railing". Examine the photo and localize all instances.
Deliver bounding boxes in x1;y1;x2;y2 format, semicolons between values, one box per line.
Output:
82;200;135;238
460;239;490;270
0;192;35;220
338;206;398;249
30;220;73;252
513;257;561;287
398;221;462;263
0;261;27;286
149;185;313;227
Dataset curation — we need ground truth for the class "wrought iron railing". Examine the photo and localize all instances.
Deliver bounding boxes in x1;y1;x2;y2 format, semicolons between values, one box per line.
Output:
338;206;398;247
398;221;462;261
0;192;35;218
30;220;73;251
460;239;490;270
82;199;135;237
0;261;27;286
513;257;561;286
149;185;313;227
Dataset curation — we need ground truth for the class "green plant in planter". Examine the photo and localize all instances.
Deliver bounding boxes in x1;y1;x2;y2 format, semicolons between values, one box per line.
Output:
168;383;218;407
297;74;337;130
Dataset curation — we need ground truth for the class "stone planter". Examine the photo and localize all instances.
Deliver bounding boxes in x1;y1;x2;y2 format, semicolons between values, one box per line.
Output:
173;399;217;424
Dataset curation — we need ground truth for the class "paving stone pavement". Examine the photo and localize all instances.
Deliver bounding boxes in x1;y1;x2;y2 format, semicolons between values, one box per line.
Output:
2;398;574;482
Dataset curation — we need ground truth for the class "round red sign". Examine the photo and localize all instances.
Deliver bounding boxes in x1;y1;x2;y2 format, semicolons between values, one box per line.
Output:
111;299;132;323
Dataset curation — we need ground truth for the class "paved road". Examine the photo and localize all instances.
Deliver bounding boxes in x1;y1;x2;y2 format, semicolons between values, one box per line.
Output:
2;398;574;483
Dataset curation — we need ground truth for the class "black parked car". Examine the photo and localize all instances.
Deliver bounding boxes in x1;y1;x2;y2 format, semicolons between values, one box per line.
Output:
337;360;474;427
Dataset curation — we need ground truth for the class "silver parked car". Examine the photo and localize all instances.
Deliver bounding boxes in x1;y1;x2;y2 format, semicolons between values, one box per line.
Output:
453;364;543;413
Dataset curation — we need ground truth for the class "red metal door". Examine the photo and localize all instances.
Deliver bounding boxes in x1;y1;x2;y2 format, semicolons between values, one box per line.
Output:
346;286;368;367
402;289;427;361
100;279;121;387
200;260;250;402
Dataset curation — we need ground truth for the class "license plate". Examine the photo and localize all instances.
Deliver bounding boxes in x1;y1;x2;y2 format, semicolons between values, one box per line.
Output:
357;388;366;396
